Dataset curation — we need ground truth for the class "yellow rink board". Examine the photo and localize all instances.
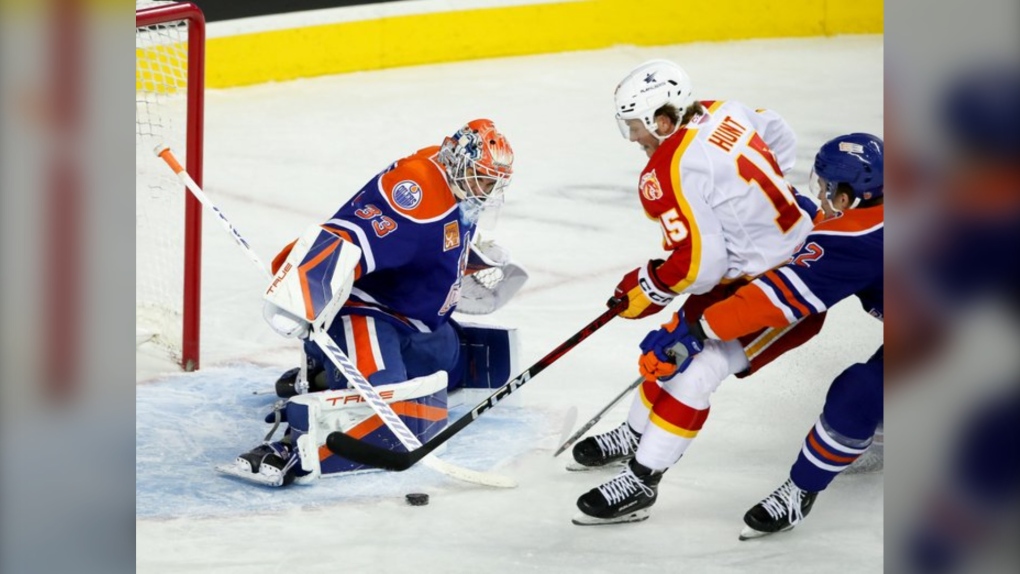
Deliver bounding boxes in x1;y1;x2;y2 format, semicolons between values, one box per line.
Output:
142;0;883;89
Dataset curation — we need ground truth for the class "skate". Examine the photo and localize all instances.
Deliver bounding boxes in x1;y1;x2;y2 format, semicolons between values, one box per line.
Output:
739;478;819;540
572;459;663;525
567;422;640;472
216;442;299;487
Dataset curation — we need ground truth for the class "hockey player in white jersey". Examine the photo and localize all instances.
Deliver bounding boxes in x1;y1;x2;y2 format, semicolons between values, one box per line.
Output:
572;59;827;525
608;132;884;535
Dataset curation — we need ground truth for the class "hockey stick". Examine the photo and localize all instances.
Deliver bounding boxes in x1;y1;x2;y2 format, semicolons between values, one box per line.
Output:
154;145;515;488
552;375;643;457
325;299;628;470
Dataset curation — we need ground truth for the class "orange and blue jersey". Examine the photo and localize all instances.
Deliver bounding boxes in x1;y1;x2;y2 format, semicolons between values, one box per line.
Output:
314;146;475;332
702;204;884;341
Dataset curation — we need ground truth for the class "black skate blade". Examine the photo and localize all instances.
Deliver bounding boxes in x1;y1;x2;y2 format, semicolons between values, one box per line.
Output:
571;509;650;526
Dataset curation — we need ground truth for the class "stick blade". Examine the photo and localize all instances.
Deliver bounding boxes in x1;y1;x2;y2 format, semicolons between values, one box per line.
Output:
552;406;578;457
325;431;416;471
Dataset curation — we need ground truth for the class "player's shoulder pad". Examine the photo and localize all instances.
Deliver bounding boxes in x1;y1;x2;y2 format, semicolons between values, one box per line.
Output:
813;204;884;236
378;146;458;223
700;100;726;114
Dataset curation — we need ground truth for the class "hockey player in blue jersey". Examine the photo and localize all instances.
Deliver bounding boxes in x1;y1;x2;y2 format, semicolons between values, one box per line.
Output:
615;133;884;534
223;119;529;487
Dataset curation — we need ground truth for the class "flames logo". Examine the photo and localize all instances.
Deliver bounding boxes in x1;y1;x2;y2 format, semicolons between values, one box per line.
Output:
640;171;663;201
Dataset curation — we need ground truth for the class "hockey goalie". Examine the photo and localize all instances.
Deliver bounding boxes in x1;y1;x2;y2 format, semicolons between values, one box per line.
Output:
219;119;528;487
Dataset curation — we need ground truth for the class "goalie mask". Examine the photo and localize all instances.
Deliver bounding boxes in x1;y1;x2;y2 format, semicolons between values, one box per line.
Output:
614;59;695;142
438;119;514;209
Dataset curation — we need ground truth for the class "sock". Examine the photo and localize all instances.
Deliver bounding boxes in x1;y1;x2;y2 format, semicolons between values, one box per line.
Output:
791;416;871;492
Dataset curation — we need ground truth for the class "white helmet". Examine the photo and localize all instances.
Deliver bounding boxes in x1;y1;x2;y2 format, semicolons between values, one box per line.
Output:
613;59;695;141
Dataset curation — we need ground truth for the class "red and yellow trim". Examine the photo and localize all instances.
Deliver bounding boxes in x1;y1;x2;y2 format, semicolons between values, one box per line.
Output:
658;101;722;292
744;322;795;361
641;380;710;438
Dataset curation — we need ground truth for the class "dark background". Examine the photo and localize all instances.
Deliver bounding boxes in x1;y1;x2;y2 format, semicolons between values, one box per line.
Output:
191;0;401;22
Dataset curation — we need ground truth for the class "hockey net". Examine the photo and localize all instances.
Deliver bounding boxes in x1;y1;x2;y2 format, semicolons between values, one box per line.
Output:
136;1;205;370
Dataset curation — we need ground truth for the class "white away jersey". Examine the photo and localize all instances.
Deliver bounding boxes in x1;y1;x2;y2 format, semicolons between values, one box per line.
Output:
637;100;814;294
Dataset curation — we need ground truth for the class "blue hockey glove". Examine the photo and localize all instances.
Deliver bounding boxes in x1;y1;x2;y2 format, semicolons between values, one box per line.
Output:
638;310;707;379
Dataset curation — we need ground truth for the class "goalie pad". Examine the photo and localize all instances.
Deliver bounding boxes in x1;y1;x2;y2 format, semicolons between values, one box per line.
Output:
263;225;363;338
285;371;448;477
451;321;522;407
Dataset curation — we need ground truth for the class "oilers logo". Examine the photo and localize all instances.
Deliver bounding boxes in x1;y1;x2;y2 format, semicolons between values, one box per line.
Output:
392;180;423;210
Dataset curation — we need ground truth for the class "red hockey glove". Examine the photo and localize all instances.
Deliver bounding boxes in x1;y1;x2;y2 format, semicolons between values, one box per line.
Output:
610;259;677;319
637;311;706;380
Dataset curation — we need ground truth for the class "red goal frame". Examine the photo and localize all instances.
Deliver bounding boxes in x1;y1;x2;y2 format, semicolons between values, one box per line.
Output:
136;2;205;370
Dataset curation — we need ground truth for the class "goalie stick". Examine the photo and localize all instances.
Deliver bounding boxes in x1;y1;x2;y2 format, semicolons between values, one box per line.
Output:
553;375;643;457
154;145;515;488
325;299;627;470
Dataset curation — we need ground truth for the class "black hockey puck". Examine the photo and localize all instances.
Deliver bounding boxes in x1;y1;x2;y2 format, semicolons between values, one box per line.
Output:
405;493;429;506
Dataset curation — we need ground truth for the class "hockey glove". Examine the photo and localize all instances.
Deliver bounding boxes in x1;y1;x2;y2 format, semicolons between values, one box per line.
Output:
263;225;362;339
458;236;528;315
638;310;707;380
611;259;676;319
466;236;511;271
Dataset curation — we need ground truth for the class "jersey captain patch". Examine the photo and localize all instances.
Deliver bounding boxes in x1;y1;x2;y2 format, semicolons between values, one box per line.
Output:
443;220;460;251
391;180;423;210
640;171;664;201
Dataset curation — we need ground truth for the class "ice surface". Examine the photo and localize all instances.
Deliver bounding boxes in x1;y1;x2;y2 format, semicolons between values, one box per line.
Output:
137;35;883;573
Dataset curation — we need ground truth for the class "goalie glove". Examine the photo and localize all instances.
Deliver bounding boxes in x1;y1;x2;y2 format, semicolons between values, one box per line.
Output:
263;225;363;338
263;305;311;339
466;237;511;270
457;238;528;315
458;263;529;315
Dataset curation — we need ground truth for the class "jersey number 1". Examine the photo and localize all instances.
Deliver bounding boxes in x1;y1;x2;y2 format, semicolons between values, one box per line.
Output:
737;133;803;233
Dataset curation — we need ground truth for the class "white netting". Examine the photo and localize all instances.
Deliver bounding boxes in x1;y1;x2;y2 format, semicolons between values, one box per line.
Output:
136;1;193;362
469;267;505;290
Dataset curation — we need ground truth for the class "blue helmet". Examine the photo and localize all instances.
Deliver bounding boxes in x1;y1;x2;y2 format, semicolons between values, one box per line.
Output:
812;133;884;201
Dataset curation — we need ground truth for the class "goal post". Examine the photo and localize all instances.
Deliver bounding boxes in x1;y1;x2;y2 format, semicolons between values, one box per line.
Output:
135;1;205;371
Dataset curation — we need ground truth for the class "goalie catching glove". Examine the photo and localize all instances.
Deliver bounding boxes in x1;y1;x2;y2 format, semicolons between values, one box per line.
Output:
457;237;529;315
262;225;363;339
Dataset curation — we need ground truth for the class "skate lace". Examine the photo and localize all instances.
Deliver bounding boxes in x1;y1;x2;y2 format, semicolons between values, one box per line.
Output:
760;480;805;525
597;466;655;505
594;424;637;457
